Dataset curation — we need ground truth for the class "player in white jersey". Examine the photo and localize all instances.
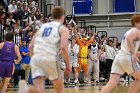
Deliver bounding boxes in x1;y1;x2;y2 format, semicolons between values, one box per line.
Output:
18;7;71;93
101;14;140;93
87;39;100;83
67;37;79;84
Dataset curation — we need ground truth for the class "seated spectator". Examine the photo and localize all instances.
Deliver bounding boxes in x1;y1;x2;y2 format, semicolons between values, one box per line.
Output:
20;39;30;82
8;0;17;13
14;20;22;34
23;2;30;13
26;12;36;26
6;13;16;27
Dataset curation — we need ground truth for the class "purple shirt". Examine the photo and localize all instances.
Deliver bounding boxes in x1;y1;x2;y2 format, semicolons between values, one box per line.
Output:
0;42;15;62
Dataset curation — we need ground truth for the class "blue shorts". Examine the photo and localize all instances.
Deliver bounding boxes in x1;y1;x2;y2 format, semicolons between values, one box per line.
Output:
0;62;14;78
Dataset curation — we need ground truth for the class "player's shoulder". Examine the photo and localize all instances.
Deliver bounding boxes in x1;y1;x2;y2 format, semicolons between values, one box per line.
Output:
126;27;140;36
131;27;140;32
60;25;68;31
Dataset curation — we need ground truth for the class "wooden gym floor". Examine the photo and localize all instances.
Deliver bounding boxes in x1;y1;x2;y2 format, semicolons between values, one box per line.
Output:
4;82;140;93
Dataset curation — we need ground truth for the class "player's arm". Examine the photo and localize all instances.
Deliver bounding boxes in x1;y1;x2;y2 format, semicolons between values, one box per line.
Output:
0;43;2;50
15;45;22;64
87;36;94;46
126;31;137;55
75;34;82;45
21;47;29;56
0;43;4;50
59;26;70;70
22;52;29;56
29;32;38;57
126;30;140;63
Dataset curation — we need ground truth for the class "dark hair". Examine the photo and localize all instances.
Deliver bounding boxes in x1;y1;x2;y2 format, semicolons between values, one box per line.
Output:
5;32;14;41
116;43;121;48
101;35;106;39
51;6;64;19
108;40;113;44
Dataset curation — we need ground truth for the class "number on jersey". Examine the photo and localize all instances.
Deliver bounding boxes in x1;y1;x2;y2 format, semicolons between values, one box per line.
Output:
42;27;52;37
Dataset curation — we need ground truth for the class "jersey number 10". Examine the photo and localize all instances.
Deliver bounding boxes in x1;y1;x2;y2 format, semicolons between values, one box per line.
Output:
42;27;52;37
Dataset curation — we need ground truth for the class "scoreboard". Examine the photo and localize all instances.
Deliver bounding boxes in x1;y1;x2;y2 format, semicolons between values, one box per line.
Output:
73;0;93;15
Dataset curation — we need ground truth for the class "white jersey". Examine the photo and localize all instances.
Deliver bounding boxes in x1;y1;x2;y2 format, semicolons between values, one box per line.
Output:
104;44;116;60
68;44;79;63
89;44;99;60
33;21;63;61
119;28;140;55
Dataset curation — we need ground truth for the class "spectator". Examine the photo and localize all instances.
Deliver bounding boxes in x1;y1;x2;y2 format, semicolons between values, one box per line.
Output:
14;20;22;34
99;45;106;81
20;39;30;82
30;0;36;8
101;35;107;45
75;30;94;83
8;0;17;13
6;13;15;27
87;39;100;83
26;12;36;26
23;2;30;13
103;39;116;79
14;20;22;46
44;17;48;23
0;5;5;14
66;38;79;84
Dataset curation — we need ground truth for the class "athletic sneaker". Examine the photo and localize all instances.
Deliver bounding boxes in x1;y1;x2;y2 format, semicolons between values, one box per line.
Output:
18;80;29;93
64;79;70;84
74;80;79;84
94;80;100;83
100;77;105;81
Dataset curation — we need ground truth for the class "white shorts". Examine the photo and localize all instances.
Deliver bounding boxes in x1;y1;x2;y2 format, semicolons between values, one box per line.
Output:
70;61;78;68
30;55;63;81
111;54;140;75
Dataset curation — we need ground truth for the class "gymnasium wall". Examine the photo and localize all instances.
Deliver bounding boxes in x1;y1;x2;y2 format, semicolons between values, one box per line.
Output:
44;0;140;42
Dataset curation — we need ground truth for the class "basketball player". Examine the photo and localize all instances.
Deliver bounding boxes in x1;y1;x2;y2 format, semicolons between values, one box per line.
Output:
67;37;79;84
19;7;71;93
100;14;140;93
0;32;22;93
87;39;100;83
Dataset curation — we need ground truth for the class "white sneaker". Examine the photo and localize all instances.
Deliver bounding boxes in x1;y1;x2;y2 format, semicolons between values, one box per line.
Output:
94;80;99;83
100;77;105;81
74;80;79;84
18;80;29;93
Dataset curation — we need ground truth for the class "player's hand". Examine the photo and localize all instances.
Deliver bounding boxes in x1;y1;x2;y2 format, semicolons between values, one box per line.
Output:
14;60;18;64
132;54;139;64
